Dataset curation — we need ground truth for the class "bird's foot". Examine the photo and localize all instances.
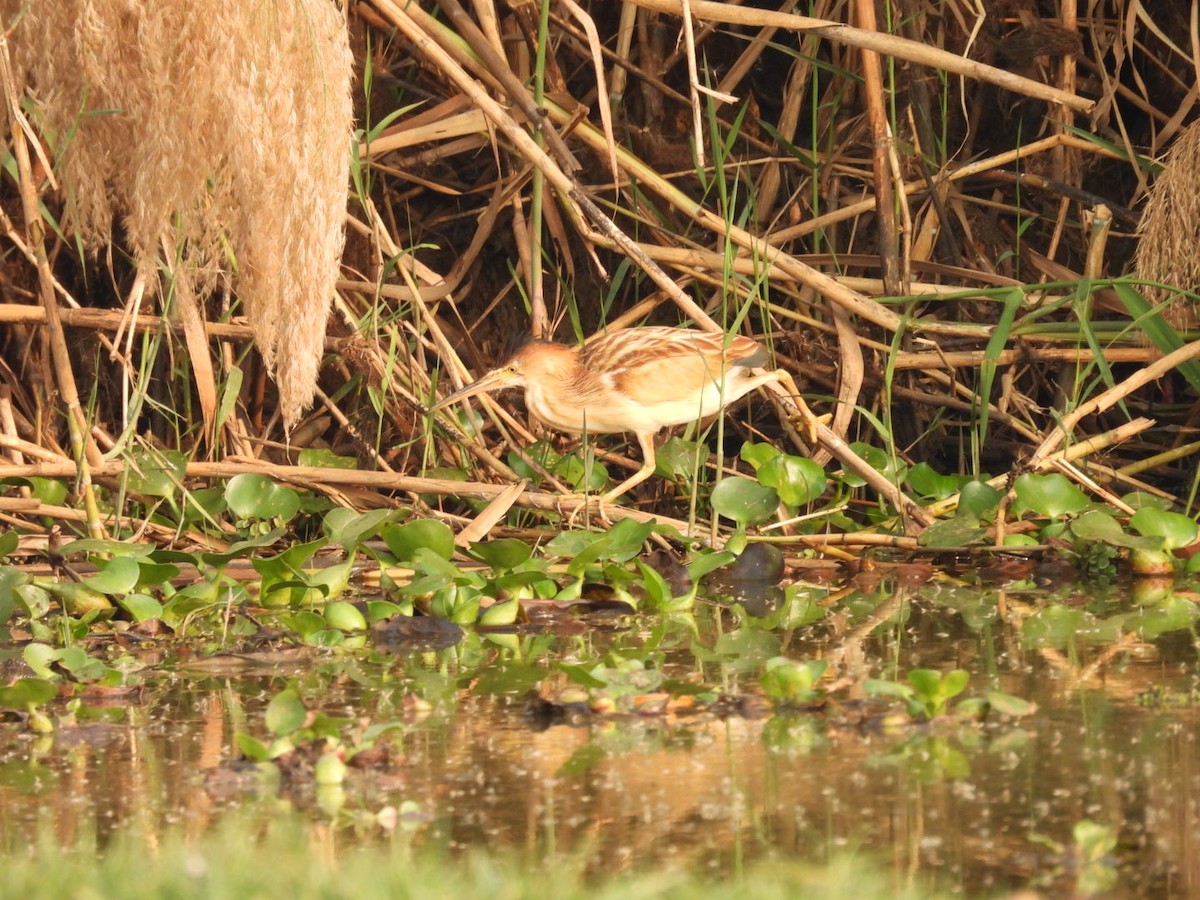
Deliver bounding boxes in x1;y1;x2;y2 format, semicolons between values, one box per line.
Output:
556;492;614;527
789;397;830;446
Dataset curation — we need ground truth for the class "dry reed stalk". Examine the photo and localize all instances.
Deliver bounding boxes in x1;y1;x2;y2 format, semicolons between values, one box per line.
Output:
3;0;353;428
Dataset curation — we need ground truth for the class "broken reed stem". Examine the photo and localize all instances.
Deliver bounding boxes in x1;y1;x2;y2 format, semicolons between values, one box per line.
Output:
0;35;104;539
630;0;1094;112
0;459;695;535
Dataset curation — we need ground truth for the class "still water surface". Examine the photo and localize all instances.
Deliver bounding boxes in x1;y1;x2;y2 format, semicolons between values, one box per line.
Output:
1;583;1197;896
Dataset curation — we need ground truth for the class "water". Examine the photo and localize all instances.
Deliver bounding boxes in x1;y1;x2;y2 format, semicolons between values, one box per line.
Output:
1;580;1197;896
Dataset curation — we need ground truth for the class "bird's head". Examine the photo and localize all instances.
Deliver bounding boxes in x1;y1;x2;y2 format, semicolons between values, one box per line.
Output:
431;340;577;412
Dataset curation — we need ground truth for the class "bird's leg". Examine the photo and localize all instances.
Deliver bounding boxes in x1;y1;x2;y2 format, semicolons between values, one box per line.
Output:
600;431;658;504
765;369;827;445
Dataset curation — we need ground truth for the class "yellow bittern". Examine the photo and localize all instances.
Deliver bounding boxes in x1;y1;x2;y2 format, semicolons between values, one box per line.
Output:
433;326;815;503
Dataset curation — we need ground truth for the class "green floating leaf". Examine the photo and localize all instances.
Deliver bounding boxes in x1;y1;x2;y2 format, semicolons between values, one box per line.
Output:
687;549;737;581
1129;507;1199;550
710;477;778;527
478;598;520;627
381;519;456;563
265;688;307;737
125;449;187;499
554;453;608;492
82;557;142;595
57;539;155;559
1013;472;1088;519
906;463;961;501
0;677;57;710
225;474;301;522
324;508;403;551
1070;509;1161;550
760;657;827;703
959;480;1002;519
0;529;18;560
984;691;1037;717
757;454;826;507
917;517;989;549
116;593;163;623
296;448;357;469
181;486;228;527
467;538;533;573
508;440;561;481
739;441;780;472
323;600;367;632
654;436;709;480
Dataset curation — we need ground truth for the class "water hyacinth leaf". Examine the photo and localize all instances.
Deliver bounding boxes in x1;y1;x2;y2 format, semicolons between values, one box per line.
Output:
309;557;355;601
478;598;520;626
126;449;187;498
710;477;778;527
467;539;533;573
324;508;403;551
1129;507;1199;550
654;436;709;479
50;582;113;615
906;463;962;501
23;643;58;679
554;454;608;492
862;678;913;701
0;677;57;709
985;691;1038;717
13;582;51;620
1070;510;1161;549
323;600;367;631
116;593;163;623
57;539;155;559
1013;473;1088;519
181;486;228;526
82;557;141;595
199;529;284;568
543;530;600;559
739;441;780;472
26;477;68;505
225;474;301;521
265;688;307;737
0;529;17;559
252;538;326;582
959;480;1003;519
687;550;737;581
1121;491;1172;512
134;562;181;592
365;599;403;623
296;448;357;469
381;519;455;563
760;657;827;702
757;454;826;506
917;517;989;549
597;518;657;563
507;440;560;481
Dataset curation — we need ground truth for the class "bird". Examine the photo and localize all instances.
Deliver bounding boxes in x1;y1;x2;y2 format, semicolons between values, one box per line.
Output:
432;326;819;504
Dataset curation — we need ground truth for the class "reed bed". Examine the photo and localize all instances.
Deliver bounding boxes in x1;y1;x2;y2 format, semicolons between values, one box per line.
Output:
0;0;1197;544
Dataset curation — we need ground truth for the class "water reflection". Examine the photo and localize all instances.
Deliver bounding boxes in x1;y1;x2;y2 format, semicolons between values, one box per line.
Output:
0;581;1197;896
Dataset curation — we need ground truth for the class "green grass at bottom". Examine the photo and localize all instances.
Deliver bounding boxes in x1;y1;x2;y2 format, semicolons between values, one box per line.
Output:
0;813;952;900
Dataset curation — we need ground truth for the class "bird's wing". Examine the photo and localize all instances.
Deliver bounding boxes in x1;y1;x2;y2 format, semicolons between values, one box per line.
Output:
591;330;767;407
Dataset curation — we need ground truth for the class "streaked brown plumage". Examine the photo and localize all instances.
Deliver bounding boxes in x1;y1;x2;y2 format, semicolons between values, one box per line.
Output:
433;326;814;502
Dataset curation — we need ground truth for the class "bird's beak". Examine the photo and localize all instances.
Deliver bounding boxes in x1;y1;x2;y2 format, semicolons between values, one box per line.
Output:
430;367;516;411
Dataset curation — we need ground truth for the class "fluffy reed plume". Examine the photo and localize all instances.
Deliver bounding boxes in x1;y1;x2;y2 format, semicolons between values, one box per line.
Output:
1136;119;1200;330
3;0;353;427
